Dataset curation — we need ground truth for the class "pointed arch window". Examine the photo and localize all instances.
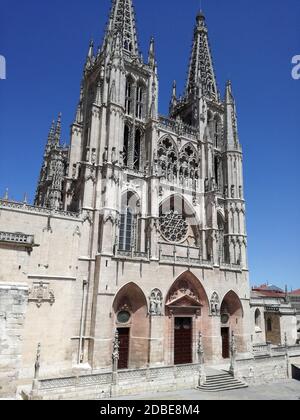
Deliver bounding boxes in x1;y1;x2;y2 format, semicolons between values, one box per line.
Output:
125;78;133;115
133;129;141;171
123;125;130;167
135;84;144;119
255;309;262;328
119;207;134;252
214;116;222;148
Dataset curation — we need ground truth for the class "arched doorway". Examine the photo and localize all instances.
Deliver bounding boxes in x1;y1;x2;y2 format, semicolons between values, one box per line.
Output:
220;291;244;358
165;271;210;365
112;282;149;369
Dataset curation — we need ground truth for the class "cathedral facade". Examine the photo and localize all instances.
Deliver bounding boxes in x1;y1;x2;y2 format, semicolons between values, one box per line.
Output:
1;0;297;398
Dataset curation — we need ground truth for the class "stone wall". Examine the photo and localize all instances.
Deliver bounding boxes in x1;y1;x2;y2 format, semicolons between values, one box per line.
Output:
235;355;289;385
0;283;28;397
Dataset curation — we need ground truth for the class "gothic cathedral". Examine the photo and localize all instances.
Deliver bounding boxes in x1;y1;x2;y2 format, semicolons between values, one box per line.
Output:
0;0;253;392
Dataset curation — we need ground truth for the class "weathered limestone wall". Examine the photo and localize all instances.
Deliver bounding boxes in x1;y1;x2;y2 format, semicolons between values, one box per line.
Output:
280;314;297;344
235;355;288;384
0;206;88;382
0;283;28;397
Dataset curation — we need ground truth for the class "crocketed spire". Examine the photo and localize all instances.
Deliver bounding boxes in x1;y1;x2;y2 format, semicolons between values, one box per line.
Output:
186;11;218;101
104;0;139;56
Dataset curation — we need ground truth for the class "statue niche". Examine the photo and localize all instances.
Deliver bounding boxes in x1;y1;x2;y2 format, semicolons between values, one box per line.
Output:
149;289;163;316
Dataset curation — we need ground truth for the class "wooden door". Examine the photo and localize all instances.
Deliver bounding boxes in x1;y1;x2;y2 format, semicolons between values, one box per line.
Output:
221;327;230;359
174;317;192;365
117;328;130;370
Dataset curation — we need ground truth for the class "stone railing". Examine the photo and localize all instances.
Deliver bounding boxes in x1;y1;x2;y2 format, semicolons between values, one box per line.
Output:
253;343;300;358
123;167;145;178
0;231;34;245
158;242;213;268
39;372;113;391
116;249;149;260
253;343;271;356
219;262;243;272
158;115;198;140
36;363;201;395
0;199;80;219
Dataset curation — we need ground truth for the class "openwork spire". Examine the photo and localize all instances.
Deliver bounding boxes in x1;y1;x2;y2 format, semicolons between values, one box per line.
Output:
186;12;218;101
53;113;62;146
44;120;55;156
105;0;139;56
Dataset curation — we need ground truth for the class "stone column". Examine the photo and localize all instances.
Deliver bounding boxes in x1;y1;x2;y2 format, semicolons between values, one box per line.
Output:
148;290;164;366
229;331;237;377
210;314;222;362
197;332;206;387
30;343;41;399
112;330;119;385
285;332;290;379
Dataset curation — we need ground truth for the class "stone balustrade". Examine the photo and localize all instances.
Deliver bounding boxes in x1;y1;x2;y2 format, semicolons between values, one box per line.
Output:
116;249;149;260
0;231;34;245
29;363;201;400
158;115;198;140
253;343;300;357
0;199;80;219
158;242;214;268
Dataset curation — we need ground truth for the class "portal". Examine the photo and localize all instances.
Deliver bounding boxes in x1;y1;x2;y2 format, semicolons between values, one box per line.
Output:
117;328;130;369
174;317;192;365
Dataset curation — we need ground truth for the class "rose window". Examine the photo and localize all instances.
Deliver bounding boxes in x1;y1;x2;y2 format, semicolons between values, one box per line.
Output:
159;211;188;243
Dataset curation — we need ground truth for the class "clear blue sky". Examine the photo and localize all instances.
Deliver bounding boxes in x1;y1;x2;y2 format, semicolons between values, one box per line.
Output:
0;0;299;290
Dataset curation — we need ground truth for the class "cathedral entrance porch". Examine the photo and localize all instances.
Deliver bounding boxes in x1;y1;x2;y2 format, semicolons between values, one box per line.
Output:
174;317;193;365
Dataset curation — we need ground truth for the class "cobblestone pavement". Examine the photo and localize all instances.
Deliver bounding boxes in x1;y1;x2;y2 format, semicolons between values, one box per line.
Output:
111;380;300;400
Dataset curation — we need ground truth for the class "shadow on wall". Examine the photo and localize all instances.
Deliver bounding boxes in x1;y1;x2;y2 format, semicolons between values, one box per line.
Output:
292;364;300;381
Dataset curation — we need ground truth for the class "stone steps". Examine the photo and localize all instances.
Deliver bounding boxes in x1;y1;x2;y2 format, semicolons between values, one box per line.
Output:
198;371;248;392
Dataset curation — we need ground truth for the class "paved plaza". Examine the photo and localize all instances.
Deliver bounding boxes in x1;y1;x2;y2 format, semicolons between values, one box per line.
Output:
111;380;300;400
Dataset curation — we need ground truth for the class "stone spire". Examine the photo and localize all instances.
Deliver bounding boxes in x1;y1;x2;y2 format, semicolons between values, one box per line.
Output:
53;113;62;147
44;120;55;156
224;80;239;149
104;0;139;56
185;11;218;101
85;40;95;71
148;36;155;68
169;80;177;112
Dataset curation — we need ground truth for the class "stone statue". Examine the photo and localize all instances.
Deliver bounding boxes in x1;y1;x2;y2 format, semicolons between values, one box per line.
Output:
205;178;209;192
231;185;235;198
103;146;108;163
210;292;220;316
91;149;96;165
149;289;163;316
